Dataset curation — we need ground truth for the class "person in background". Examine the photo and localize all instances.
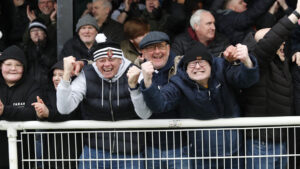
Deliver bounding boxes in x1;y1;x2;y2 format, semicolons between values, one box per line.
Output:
121;18;150;65
92;0;125;43
215;0;275;45
111;0;145;24
140;0;186;40
23;18;57;89
58;14;99;64
172;9;231;57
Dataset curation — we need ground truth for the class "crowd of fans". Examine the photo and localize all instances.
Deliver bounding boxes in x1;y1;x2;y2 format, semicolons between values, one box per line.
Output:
1;0;300;168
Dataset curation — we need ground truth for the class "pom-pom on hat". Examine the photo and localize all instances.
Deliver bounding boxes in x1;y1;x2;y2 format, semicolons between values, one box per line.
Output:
93;34;124;61
139;31;170;49
182;42;212;69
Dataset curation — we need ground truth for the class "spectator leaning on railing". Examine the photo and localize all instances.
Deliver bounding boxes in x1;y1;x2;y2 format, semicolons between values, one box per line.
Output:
56;34;144;169
0;45;41;169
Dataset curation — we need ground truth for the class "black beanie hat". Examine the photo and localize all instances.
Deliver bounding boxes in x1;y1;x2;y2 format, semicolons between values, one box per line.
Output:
182;42;212;69
0;45;27;68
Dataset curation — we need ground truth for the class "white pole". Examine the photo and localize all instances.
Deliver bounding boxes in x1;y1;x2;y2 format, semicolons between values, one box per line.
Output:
7;127;18;169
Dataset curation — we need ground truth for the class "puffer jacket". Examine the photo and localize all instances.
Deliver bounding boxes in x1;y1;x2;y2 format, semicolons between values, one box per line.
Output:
242;16;296;141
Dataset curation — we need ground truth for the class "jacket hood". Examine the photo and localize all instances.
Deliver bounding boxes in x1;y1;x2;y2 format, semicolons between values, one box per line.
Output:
92;57;131;82
0;45;27;70
0;45;27;86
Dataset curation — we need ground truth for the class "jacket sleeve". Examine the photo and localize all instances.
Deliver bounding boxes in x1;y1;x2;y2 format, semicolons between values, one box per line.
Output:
56;71;86;115
292;65;300;115
129;88;153;119
253;16;297;68
227;0;275;30
2;84;40;121
140;80;181;113
225;55;259;89
58;39;73;61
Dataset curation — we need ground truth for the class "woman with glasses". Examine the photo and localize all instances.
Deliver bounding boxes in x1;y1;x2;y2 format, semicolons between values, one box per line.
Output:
129;42;259;169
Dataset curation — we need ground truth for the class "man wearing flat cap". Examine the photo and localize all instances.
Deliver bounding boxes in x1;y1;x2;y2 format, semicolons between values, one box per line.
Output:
132;42;259;169
127;31;188;168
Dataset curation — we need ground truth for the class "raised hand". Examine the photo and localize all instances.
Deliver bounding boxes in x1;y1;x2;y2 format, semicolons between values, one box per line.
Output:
141;61;155;88
32;96;49;119
27;5;37;22
127;66;141;89
0;100;4;116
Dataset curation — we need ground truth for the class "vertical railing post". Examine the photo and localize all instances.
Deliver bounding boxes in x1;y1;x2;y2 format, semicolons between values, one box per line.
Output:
7;127;18;169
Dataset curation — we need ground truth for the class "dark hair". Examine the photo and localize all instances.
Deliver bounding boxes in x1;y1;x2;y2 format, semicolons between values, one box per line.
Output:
124;18;150;40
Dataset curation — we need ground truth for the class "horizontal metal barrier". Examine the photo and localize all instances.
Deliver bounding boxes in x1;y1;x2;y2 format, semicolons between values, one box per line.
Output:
1;116;300;169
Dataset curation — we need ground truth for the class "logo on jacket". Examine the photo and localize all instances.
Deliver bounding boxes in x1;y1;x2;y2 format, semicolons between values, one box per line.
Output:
13;102;25;107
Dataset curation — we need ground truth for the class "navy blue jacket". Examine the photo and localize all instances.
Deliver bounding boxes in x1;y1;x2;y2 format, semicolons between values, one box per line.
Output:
215;0;275;45
141;56;259;119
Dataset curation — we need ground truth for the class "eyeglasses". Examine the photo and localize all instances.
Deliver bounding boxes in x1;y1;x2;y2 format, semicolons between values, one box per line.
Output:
30;28;44;33
144;43;168;52
3;63;23;69
187;60;208;69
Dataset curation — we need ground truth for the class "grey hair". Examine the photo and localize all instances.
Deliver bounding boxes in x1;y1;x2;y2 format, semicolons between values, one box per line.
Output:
190;9;210;30
94;0;112;10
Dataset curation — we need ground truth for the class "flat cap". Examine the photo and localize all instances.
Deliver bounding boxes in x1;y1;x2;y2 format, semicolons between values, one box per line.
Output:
139;31;170;49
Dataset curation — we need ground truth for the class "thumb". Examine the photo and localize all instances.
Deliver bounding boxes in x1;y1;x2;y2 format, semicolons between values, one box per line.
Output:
292;54;296;62
37;96;44;104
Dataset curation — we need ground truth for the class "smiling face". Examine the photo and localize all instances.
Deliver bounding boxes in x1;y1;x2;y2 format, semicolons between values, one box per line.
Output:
38;0;55;15
145;0;160;13
1;59;24;87
96;57;122;79
186;60;211;87
78;25;98;47
52;69;64;90
141;42;170;70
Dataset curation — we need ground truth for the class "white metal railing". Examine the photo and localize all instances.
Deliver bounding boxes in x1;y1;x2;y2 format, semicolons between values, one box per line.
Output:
0;116;300;169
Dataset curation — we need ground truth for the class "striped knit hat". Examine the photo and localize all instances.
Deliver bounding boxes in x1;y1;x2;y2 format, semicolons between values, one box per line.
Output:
28;19;47;33
93;34;124;61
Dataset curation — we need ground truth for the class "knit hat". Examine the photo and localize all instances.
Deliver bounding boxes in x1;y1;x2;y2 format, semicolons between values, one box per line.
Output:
50;60;64;72
0;45;27;68
92;34;124;61
76;14;99;32
139;31;170;49
28;19;47;34
182;42;212;68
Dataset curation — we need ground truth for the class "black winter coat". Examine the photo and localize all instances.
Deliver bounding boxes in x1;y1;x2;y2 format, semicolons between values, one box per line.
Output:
215;0;275;45
0;74;40;168
171;28;230;57
58;35;97;61
242;16;296;141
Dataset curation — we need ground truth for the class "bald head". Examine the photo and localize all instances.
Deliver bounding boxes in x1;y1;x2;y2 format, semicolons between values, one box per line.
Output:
254;28;271;42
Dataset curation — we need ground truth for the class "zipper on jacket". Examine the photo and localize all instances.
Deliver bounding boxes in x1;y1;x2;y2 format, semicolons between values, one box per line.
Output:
208;90;211;101
109;81;116;153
